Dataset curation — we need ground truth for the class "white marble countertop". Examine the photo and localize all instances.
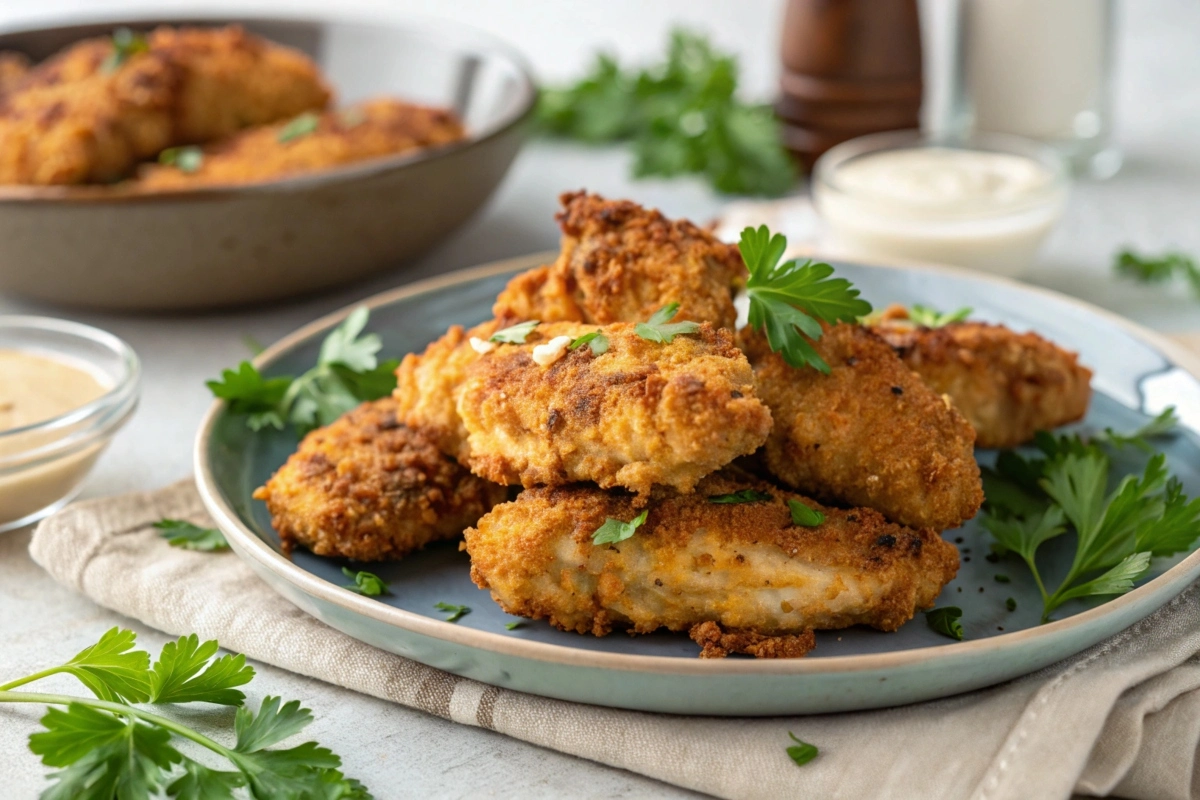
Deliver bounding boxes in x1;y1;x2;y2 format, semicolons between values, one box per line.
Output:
1;0;1198;796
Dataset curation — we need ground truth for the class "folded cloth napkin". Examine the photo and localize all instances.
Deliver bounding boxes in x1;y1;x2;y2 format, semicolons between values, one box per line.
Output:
28;481;1200;800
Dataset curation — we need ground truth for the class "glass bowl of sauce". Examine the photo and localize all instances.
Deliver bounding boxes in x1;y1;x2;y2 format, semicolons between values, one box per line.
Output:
0;317;139;532
813;129;1069;277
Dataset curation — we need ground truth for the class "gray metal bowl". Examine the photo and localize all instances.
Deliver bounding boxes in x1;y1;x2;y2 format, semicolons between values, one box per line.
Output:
0;15;535;311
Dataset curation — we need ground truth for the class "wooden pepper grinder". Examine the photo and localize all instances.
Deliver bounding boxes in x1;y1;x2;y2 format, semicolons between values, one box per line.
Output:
777;0;923;169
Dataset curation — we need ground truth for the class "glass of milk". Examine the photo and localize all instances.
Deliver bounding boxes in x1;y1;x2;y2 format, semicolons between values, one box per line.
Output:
945;0;1120;179
812;129;1068;278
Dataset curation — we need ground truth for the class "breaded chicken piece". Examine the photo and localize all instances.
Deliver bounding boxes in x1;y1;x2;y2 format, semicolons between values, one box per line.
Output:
493;192;745;329
137;98;464;189
740;323;983;531
253;397;506;562
457;322;772;496
465;470;959;657
0;25;329;185
869;308;1093;448
0;52;29;93
393;319;502;459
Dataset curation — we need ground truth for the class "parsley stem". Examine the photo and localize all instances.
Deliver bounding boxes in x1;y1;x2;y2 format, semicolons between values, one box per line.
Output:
0;690;236;759
0;667;68;692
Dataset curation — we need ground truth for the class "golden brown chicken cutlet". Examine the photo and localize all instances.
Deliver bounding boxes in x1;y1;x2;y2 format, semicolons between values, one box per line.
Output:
465;470;959;657
493;191;745;329
0;52;29;93
253;397;506;562
137;98;464;189
457;322;773;496
0;25;330;185
869;308;1093;448
740;323;984;532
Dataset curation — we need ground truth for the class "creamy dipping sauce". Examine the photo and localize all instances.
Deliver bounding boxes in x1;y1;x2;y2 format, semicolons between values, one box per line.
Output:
815;146;1067;278
0;349;111;527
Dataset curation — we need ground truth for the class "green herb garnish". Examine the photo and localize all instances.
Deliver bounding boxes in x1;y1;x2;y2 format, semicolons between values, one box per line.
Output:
592;510;649;545
101;27;148;73
537;30;796;196
908;304;972;328
568;330;609;355
708;489;773;504
786;732;819;767
207;306;399;435
982;413;1199;623
925;606;964;640
278;112;321;143
1115;248;1200;300
787;499;825;527
153;519;229;552
434;602;470;623
635;303;701;344
1092;407;1180;452
341;568;389;597
0;628;370;798
740;225;872;373
504;621;523;631
1006;597;1017;612
157;145;204;173
994;574;1011;584
490;320;540;344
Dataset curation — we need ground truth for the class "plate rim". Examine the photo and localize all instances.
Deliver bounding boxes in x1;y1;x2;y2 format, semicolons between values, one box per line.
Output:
194;250;1200;677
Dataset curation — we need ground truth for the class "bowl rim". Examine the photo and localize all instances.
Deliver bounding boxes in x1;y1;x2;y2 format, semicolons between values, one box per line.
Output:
0;11;537;205
194;250;1200;677
0;315;141;471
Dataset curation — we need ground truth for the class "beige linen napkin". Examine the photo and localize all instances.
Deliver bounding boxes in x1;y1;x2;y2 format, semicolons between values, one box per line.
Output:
28;480;1200;800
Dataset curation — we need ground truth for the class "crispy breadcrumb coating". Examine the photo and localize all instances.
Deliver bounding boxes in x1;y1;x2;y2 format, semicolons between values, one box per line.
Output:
457;322;772;495
869;308;1093;448
740;323;983;532
253;397;506;562
0;52;29;93
465;470;959;656
136;98;464;189
493;191;745;329
0;25;329;185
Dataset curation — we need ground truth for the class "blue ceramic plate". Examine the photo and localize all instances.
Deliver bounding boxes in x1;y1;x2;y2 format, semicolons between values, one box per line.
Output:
195;253;1200;716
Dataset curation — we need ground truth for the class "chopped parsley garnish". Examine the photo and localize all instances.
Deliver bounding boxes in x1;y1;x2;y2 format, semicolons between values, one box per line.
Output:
786;732;819;767
157;146;203;174
1006;597;1017;612
994;574;1011;583
982;410;1198;623
278;112;321;143
0;628;369;798
504;621;523;631
787;499;825;527
569;330;609;355
708;489;773;504
634;303;701;344
207;306;399;435
925;606;964;640
1114;248;1200;301
434;602;470;623
341;568;389;597
153;519;228;552
740;225;873;373
592;510;649;545
490;320;539;344
101;27;148;73
907;304;972;328
536;30;796;196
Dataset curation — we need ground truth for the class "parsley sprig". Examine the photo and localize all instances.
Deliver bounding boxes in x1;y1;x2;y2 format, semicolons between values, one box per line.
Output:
925;607;964;640
490;320;539;344
982;409;1199;622
1115;248;1200;301
0;628;370;799
342;568;389;597
635;303;701;344
569;330;609;355
278;112;321;143
740;226;872;372
785;732;818;767
154;519;229;552
592;511;649;545
207;307;399;436
907;304;972;328
101;27;148;73
537;30;796;196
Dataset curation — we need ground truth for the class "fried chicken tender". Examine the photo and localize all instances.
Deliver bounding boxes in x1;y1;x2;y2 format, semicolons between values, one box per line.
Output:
740;323;983;531
136;98;464;189
253;397;506;562
465;470;959;657
0;25;329;185
457;322;772;495
869;308;1093;448
0;52;29;93
493;191;745;329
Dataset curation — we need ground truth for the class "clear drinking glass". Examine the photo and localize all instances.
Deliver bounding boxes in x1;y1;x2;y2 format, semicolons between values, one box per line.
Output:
945;0;1121;179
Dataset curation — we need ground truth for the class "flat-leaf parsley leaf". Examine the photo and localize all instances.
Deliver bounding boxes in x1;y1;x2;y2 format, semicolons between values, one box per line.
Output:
925;606;964;640
490;320;540;344
434;602;470;623
788;499;825;527
708;489;773;504
786;732;819;767
342;568;389;597
634;303;700;344
592;510;649;545
569;330;609;355
153;519;229;551
908;304;972;328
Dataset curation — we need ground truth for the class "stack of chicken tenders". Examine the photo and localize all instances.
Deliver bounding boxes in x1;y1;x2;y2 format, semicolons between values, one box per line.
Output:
257;191;1093;658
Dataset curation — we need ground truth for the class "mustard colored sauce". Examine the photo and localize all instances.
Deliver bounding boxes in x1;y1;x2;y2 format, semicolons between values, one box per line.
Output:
0;349;108;434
